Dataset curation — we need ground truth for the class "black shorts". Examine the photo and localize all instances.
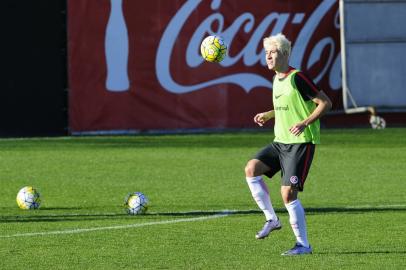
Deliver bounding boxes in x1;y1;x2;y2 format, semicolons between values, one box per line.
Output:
253;142;316;191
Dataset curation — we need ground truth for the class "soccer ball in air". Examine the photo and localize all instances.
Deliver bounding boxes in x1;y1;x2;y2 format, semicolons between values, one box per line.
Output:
369;115;386;129
124;192;149;215
16;186;41;210
200;35;227;63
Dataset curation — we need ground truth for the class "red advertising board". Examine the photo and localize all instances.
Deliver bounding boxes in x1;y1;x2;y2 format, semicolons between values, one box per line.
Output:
68;0;341;134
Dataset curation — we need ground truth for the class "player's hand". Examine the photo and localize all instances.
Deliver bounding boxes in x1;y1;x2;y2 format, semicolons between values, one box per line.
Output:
289;122;307;136
254;113;268;127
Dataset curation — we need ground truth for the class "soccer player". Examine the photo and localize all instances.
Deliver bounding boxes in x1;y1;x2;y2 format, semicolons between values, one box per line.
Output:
244;33;332;255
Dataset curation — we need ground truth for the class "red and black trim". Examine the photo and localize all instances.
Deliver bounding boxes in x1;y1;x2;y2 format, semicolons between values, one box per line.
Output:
299;144;315;190
294;71;321;101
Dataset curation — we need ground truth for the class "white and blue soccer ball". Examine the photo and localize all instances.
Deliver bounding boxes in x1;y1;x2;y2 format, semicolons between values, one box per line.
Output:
16;186;41;210
124;192;149;215
369;115;386;129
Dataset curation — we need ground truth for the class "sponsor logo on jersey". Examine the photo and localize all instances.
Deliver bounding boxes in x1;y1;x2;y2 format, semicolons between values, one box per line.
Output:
275;105;289;111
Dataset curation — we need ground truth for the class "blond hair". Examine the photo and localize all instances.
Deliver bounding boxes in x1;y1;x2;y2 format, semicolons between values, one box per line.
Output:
263;33;291;56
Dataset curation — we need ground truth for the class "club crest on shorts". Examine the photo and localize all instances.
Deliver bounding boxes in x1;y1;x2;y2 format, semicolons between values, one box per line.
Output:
290;176;299;184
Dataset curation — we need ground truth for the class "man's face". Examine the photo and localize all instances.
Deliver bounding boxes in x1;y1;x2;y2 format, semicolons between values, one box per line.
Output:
264;43;287;71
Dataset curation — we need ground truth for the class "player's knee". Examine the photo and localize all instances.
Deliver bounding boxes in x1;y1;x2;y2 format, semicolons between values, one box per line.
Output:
244;163;254;177
244;160;257;177
281;186;297;204
281;192;289;204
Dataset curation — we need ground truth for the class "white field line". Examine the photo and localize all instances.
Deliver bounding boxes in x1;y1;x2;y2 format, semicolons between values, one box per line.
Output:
0;211;232;238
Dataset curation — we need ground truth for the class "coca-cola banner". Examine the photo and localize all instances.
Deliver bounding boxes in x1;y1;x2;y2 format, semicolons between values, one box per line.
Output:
68;0;341;133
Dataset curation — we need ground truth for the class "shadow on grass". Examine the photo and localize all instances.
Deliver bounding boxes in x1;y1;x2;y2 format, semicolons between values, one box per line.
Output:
0;132;272;150
304;206;406;215
0;206;404;223
317;250;406;255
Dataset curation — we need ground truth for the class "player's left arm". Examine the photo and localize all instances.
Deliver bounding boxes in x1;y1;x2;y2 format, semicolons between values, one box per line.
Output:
289;72;332;136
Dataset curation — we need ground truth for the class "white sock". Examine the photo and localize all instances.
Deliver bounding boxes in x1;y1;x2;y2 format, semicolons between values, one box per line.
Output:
285;199;309;248
246;176;277;221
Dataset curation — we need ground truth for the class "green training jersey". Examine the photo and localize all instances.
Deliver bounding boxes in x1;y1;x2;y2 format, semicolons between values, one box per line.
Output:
272;69;320;144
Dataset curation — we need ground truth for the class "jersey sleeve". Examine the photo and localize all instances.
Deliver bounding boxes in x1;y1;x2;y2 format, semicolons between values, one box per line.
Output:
294;71;321;101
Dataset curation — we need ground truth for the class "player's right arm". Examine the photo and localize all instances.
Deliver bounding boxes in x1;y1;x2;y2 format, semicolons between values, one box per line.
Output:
254;110;275;126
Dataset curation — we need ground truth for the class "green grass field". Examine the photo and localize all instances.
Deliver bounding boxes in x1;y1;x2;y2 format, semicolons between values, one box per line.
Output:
0;129;405;269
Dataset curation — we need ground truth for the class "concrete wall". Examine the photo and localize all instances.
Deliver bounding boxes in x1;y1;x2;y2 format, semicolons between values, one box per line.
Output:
342;0;406;110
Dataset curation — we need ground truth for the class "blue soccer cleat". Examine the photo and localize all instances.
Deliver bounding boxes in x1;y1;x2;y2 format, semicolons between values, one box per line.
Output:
281;243;313;256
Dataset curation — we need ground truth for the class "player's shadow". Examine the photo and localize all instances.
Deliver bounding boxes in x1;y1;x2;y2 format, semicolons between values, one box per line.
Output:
0;206;404;223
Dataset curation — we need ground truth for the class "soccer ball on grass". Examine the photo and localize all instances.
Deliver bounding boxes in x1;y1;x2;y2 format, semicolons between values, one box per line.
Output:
16;186;41;210
124;192;149;215
369;115;386;129
200;35;227;63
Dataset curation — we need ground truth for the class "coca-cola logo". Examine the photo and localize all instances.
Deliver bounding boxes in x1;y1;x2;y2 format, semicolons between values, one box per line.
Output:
156;0;341;94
